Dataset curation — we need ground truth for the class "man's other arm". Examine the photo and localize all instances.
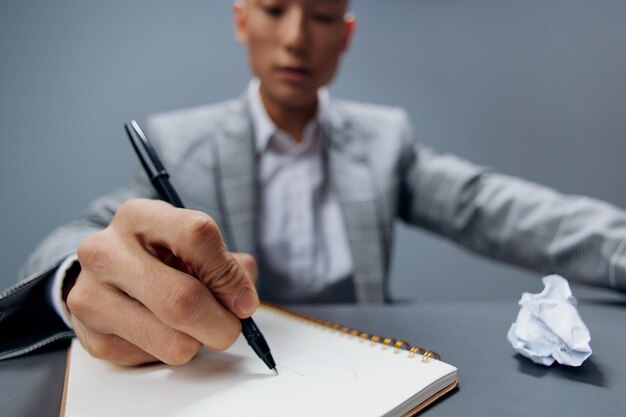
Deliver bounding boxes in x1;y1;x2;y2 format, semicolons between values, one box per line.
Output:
396;114;626;292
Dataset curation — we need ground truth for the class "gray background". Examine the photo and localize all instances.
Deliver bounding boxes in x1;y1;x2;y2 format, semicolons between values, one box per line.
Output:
1;0;625;301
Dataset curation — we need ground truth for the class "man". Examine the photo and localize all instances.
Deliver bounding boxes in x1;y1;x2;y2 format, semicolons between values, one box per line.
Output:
1;0;625;365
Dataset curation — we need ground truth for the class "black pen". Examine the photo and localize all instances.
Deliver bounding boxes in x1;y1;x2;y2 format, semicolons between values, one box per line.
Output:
125;119;278;375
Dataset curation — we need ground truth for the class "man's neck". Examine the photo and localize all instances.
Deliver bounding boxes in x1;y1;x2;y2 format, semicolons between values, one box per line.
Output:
260;91;317;143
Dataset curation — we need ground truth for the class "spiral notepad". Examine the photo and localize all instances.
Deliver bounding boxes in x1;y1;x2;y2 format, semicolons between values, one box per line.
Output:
61;304;458;417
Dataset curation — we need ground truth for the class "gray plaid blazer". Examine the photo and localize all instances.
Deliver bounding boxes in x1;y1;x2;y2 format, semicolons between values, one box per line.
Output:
2;93;625;359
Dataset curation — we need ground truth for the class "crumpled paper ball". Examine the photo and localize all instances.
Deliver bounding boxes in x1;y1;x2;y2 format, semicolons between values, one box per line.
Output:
507;275;592;366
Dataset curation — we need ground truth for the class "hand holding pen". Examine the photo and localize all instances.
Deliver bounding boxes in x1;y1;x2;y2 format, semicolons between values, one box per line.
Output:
125;120;277;373
64;125;275;372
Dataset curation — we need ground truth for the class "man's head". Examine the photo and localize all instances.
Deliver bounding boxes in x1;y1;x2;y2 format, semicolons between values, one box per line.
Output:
234;0;355;112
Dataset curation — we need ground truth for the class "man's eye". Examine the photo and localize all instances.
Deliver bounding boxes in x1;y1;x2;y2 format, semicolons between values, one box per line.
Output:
313;14;339;24
263;6;284;17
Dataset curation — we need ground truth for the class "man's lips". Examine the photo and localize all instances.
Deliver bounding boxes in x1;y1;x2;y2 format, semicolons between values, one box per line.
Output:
275;66;312;82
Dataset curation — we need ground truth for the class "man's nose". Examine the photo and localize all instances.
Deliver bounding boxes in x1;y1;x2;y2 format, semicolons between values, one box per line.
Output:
281;8;308;55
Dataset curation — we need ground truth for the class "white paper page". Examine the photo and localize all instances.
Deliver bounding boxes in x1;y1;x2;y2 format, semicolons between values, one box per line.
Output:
64;306;457;417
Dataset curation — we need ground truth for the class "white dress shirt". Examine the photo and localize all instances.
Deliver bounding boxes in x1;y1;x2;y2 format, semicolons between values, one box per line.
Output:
247;79;354;302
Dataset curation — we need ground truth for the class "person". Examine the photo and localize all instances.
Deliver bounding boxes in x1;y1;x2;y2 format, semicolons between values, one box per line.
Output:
1;0;625;365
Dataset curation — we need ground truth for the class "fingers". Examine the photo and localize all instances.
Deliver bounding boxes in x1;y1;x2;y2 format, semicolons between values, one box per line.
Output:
110;199;260;317
76;235;243;351
68;276;206;365
72;318;158;366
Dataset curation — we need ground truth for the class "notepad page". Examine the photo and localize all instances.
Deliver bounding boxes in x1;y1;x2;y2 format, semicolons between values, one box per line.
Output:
63;306;457;417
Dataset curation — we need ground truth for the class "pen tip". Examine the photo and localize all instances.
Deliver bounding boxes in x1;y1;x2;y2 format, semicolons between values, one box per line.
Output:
272;368;279;376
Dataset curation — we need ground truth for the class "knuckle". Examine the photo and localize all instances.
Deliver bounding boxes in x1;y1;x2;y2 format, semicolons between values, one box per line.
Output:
114;199;143;223
77;233;114;270
87;336;116;360
66;281;94;318
161;282;201;325
186;213;220;244
162;334;201;365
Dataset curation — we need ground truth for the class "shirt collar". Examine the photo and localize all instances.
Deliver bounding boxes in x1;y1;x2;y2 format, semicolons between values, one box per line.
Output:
246;78;329;154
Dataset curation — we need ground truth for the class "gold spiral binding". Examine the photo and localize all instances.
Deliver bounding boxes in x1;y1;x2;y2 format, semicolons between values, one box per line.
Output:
261;302;440;362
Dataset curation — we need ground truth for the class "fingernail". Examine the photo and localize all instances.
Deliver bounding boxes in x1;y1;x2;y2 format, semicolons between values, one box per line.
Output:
234;287;258;316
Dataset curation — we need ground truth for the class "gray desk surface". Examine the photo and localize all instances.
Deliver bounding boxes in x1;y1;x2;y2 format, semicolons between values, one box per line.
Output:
1;286;625;417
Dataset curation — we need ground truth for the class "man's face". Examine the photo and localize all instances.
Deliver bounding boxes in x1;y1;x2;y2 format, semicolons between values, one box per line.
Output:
234;0;354;110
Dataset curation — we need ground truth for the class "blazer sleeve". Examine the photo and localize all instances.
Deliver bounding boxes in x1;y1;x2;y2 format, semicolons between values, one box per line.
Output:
0;174;155;360
396;115;626;293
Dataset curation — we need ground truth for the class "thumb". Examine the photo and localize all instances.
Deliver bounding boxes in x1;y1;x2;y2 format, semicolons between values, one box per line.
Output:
208;253;260;318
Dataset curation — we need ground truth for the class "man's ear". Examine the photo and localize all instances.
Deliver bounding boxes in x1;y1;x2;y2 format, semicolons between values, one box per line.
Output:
233;1;248;44
341;13;356;53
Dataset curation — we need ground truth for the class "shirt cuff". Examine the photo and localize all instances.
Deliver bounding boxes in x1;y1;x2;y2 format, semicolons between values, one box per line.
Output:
47;253;79;329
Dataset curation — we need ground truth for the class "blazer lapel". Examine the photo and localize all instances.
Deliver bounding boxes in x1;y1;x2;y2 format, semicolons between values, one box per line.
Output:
324;110;386;303
214;99;257;256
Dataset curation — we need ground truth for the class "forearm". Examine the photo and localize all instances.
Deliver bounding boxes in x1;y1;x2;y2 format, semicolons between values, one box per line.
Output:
402;147;626;292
